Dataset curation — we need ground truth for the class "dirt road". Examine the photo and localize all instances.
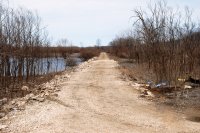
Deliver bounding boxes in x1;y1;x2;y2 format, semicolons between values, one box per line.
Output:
5;53;200;133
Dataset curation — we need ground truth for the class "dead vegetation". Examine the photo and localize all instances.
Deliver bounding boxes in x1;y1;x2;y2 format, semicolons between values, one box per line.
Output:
80;47;101;61
110;1;200;109
0;1;101;102
0;3;52;100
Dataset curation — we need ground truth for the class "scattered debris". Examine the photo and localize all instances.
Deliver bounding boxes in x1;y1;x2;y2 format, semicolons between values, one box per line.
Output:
184;85;192;89
155;81;168;88
131;82;156;98
146;81;154;87
178;78;186;82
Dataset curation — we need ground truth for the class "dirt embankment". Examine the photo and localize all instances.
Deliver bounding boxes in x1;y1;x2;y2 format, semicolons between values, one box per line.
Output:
1;53;200;133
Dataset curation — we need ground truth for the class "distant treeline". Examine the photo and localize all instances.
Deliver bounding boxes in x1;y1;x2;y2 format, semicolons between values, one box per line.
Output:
110;1;200;85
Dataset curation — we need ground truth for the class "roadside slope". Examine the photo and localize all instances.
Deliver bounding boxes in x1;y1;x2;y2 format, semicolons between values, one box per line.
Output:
4;53;200;133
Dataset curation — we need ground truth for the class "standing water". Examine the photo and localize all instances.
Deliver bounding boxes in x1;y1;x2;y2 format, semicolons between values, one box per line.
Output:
34;57;83;75
7;57;83;77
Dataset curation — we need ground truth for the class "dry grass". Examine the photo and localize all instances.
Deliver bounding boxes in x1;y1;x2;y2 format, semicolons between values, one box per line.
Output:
80;48;101;61
117;58;155;83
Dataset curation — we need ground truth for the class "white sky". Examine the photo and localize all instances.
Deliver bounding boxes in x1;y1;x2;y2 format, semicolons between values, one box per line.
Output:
8;0;200;46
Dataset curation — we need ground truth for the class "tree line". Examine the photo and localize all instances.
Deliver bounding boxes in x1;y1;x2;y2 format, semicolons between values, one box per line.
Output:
0;2;53;98
110;1;200;86
0;1;102;99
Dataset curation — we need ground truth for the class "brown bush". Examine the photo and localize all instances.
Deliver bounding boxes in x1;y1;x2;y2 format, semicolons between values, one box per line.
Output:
110;1;200;86
80;48;101;61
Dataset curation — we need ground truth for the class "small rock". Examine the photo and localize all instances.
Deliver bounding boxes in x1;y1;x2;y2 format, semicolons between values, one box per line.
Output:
29;93;35;97
36;86;42;90
139;94;146;98
54;89;61;92
0;113;6;118
11;100;16;105
44;92;50;96
40;93;45;98
36;97;45;102
0;125;7;130
47;87;54;90
0;98;8;106
45;83;51;88
143;90;148;95
21;86;29;91
1;115;8;121
184;85;192;89
54;75;60;79
52;93;58;97
25;93;34;101
16;101;26;107
47;89;54;93
147;91;155;97
2;98;8;103
32;96;45;102
64;75;70;79
53;84;58;88
41;87;46;90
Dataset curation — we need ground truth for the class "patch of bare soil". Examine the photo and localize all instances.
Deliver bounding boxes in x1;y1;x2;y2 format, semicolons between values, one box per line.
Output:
1;53;200;133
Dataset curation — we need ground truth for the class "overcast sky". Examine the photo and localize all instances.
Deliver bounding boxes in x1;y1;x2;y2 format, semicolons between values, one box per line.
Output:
9;0;200;46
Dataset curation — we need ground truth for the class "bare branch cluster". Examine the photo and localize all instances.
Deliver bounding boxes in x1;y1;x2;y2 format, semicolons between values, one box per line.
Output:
110;0;200;86
0;2;50;98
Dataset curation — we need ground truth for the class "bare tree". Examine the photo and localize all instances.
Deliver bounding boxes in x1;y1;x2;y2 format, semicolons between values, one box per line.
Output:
110;0;200;86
